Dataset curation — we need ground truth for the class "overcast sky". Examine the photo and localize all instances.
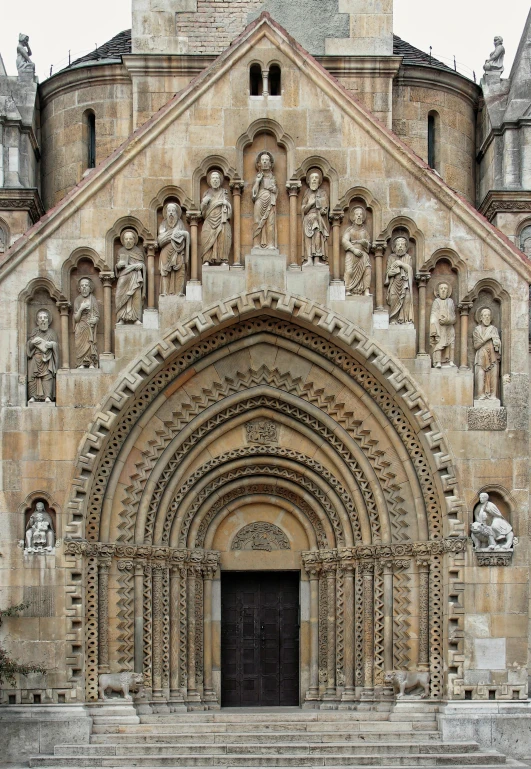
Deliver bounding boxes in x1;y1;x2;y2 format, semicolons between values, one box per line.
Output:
1;0;529;83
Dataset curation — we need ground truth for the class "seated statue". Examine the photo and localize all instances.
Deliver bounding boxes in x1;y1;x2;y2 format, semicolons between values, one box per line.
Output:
25;501;55;553
471;492;514;551
483;36;505;75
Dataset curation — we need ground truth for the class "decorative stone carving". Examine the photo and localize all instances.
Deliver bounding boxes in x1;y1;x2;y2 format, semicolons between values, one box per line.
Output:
476;552;513;567
232;522;290;551
0;227;6;253
200;171;232;266
384;670;430;698
483;36;505;75
98;671;144;700
430;282;456;368
473;307;501;404
24;501;55;553
519;226;531;257
385;235;414;325
342;205;371;296
245;419;278;444
116;229;145;324
467;407;507;431
252;151;278;249
471;492;514;552
158;202;190;295
27;309;59;403
301;169;329;267
73;277;100;368
16;33;34;76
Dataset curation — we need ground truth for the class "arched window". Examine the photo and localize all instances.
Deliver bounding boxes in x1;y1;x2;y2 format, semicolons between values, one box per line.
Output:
83;109;96;169
427;111;439;171
249;64;263;96
269;64;281;96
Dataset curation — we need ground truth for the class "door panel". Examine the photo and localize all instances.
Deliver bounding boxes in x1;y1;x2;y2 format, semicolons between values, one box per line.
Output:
221;572;300;707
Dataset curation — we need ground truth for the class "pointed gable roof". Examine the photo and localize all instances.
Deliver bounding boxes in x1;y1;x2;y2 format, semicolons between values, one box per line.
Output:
3;12;531;281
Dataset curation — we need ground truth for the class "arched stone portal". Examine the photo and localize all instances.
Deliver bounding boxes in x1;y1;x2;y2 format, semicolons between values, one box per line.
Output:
64;290;466;708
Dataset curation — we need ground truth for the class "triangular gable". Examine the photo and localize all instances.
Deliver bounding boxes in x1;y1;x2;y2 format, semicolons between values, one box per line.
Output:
2;12;531;281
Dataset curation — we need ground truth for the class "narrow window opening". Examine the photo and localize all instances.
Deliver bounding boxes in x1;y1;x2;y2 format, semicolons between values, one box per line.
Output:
87;112;96;168
427;111;439;171
269;64;281;96
250;64;263;96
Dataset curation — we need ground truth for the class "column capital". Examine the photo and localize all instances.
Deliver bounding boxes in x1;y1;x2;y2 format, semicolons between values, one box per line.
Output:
330;208;344;225
416;271;431;286
229;179;245;195
286;178;302;196
416;557;431;571
56;300;70;315
358;560;375;575
380;558;394;575
186;210;201;225
99;271;115;287
145;240;157;255
458;301;473;315
97;557;112;573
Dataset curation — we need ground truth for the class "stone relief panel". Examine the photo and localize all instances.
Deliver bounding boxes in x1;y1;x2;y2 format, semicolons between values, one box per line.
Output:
342;204;372;296
115;229;145;324
200;170;232;266
245;419;278;445
27;306;59;403
158;201;189;296
471;491;514;554
385;232;415;326
231;522;290;551
301;168;329;267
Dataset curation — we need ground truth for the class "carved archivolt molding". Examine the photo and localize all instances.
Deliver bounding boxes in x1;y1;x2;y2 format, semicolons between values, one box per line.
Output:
67;291;462;545
231;522;290;551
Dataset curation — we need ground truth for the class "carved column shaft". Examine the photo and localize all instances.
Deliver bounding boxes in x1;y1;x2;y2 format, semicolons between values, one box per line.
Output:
101;273;113;356
286;180;301;268
188;213;200;283
152;564;164;698
382;560;394;674
324;565;337;698
341;562;355;700
203;565;217;702
57;301;70;369
331;213;343;282
417;559;430;672
134;562;144;674
146;243;156;309
261;68;269;97
374;244;385;311
186;565;201;702
416;273;430;356
459;303;472;370
306;565;321;700
361;562;374;696
98;559;111;672
230;180;244;267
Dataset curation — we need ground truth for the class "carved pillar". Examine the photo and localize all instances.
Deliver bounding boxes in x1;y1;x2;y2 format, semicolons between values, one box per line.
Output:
229;180;244;267
142;562;153;696
146;242;156;310
261;68;269;97
323;561;337;698
57;301;70;369
134;561;144;674
152;563;164;699
360;561;374;698
417;558;430;672
382;560;394;675
186;563;202;702
97;558;111;673
202;562;217;703
458;302;472;370
341;559;356;701
416;272;431;357
303;557;321;701
286;180;301;268
374;243;385;311
331;211;344;283
169;562;186;705
187;212;201;284
100;272;114;356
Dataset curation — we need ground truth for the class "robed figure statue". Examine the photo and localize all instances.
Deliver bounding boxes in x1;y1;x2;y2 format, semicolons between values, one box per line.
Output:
385;235;414;325
115;229;145;324
201;171;232;266
252;151;278;249
27;309;59;403
301;169;329;267
473;307;501;401
73;277;99;368
158;202;190;295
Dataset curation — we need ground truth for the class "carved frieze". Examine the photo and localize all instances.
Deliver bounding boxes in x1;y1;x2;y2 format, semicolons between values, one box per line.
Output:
231;522;290;551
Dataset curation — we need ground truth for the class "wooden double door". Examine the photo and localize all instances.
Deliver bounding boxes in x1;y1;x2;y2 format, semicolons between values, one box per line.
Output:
221;571;299;707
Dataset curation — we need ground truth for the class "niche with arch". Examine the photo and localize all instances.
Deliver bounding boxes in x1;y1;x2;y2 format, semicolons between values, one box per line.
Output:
249;63;263;96
426;257;460;365
0;218;9;253
383;226;418;325
155;195;190;297
517;220;531;258
198;167;233;274
67;254;104;367
108;218;152;326
465;281;508;387
472;487;514;536
22;280;63;403
339;195;375;294
19;491;60;547
269;64;281;97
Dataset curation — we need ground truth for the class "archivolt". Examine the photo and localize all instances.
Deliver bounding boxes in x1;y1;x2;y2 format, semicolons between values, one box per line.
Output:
68;291;463;545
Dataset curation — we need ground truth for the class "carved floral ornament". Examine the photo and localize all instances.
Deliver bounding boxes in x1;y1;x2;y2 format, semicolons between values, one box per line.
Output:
231;522;290;551
245;419;278;444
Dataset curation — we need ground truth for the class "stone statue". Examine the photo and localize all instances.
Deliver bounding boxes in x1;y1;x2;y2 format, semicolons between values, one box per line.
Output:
473;307;501;401
73;277;99;368
385;235;414;325
252;151;278;249
16;34;34;75
0;228;5;254
27;309;59;403
158;202;189;295
99;671;144;701
342;205;371;296
200;171;232;266
483;36;505;75
25;501;55;553
471;492;514;551
115;229;145;324
429;282;456;368
301;169;329;267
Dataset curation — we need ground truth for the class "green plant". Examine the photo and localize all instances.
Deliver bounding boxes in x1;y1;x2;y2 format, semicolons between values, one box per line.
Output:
0;603;46;686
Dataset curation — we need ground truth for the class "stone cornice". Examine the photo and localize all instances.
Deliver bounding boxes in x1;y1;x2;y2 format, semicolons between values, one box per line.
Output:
316;55;402;79
0;188;45;223
63;539;220;569
478;190;531;221
39;63;131;108
122;54;216;78
394;64;480;107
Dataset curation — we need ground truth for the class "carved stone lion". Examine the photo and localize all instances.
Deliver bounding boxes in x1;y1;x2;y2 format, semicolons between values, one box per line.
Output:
384;670;430;699
98;671;144;700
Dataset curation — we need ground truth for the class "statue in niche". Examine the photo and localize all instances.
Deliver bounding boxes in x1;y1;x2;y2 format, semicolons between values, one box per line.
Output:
471;492;514;551
252;151;278;249
115;229;145;324
200;171;232;266
385;235;414;325
73;277;100;368
483;36;505;75
429;282;456;368
342;205;371;296
16;34;34;75
25;501;55;553
27;309;59;403
301;169;329;267
523;237;531;258
473;307;501;401
158;202;189;295
0;228;5;254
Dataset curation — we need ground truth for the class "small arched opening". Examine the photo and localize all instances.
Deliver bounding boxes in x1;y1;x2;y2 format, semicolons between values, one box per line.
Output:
269;64;281;96
83;109;96;169
249;64;263;96
427;110;440;171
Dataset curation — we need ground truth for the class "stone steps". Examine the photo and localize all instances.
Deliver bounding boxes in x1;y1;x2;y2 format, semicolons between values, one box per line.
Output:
92;720;439;735
90;731;443;744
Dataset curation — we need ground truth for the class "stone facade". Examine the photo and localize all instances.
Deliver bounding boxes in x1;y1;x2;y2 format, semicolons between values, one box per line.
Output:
0;2;531;765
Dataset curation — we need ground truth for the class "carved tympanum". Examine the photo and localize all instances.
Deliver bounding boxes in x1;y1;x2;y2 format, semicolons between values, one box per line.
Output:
116;229;145;324
252;151;278;249
158;202;189;295
473;307;501;402
73;277;99;368
343;205;371;296
25;500;55;553
471;492;514;552
27;308;59;403
200;171;232;266
231;522;290;551
385;235;414;325
430;282;456;368
245;419;278;444
301;169;329;267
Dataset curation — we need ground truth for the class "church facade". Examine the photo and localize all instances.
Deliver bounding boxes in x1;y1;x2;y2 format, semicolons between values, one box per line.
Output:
1;1;531;763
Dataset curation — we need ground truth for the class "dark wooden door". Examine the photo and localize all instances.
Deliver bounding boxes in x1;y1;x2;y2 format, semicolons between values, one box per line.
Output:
221;571;299;707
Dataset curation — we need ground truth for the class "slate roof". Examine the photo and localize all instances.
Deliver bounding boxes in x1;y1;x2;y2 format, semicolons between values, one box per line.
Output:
67;29;454;74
